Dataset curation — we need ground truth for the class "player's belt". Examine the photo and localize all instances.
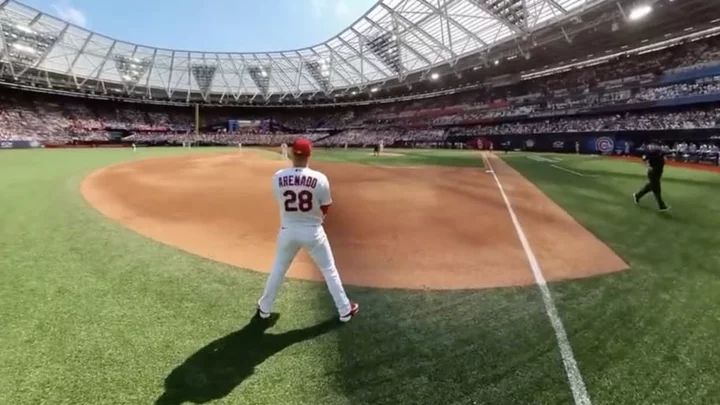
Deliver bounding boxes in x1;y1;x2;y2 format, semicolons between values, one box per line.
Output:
281;225;321;230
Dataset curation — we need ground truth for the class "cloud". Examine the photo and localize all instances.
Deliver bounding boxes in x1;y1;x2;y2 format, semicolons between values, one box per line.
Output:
51;2;87;27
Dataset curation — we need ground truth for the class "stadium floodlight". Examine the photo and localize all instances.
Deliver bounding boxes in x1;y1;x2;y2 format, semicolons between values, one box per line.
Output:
494;60;500;65
351;91;357;95
15;24;34;34
628;4;652;21
260;70;268;77
430;72;439;80
370;87;379;93
11;43;36;54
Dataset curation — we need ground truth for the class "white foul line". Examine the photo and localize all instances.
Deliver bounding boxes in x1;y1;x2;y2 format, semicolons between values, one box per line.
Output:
482;153;592;405
551;164;597;178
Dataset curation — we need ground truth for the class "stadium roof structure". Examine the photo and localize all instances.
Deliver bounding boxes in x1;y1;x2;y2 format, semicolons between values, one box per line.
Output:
0;0;611;101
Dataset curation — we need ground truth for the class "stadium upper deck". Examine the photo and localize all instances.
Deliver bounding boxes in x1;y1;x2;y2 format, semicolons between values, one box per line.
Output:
0;0;717;105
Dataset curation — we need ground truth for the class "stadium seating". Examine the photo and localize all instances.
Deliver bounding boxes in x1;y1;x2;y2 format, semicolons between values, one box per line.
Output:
1;34;720;148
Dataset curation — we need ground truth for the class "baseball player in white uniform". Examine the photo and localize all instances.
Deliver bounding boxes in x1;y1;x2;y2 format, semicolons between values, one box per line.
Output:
280;143;289;159
257;137;359;322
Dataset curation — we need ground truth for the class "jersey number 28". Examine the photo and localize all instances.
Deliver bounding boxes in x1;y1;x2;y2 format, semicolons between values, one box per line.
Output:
283;190;313;212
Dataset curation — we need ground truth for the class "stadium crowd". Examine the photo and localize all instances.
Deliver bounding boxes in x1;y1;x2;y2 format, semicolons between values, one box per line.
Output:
636;141;720;165
315;129;446;146
446;109;720;136
126;131;328;146
1;34;720;147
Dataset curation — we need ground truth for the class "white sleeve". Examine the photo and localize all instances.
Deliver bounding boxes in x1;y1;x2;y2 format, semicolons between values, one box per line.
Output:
272;173;281;200
318;176;332;206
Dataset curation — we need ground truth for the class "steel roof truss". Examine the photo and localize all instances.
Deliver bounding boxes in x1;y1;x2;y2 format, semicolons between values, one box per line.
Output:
418;0;489;51
65;32;94;86
18;23;69;77
380;2;458;62
466;0;526;34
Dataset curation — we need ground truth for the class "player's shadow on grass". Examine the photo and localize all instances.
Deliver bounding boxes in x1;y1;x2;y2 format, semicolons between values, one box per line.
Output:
155;314;340;405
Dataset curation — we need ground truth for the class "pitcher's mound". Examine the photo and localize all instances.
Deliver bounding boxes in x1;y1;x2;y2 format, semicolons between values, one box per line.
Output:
81;152;627;290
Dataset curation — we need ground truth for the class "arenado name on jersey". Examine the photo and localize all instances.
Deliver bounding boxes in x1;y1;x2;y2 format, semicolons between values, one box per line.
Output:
277;174;319;189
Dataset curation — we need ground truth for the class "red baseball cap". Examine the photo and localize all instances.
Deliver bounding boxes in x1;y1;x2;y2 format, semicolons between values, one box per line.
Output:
292;137;312;156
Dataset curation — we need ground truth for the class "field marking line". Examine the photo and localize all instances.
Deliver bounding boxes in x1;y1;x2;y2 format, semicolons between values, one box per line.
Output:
551;164;598;178
482;153;592;405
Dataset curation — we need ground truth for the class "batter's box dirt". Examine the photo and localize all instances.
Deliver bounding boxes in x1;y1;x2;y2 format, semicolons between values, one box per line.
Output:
82;151;627;290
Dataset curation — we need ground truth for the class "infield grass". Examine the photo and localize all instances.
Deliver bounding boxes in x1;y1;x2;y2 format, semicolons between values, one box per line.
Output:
1;147;718;405
312;148;484;167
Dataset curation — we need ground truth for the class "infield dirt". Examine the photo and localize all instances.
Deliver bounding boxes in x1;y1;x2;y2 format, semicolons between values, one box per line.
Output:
81;151;627;289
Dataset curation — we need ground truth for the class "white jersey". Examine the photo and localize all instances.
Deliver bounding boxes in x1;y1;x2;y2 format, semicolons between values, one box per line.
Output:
272;167;331;227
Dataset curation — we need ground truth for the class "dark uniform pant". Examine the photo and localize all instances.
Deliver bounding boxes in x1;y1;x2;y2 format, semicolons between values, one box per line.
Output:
636;169;667;209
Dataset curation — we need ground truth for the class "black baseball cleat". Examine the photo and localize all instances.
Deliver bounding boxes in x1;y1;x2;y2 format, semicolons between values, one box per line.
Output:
633;193;640;205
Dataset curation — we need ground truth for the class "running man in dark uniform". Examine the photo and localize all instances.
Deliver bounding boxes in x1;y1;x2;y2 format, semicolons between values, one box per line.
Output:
633;144;670;212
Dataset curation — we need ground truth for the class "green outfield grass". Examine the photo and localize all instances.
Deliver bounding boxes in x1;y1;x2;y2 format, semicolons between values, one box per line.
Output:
502;153;720;405
312;148;484;167
0;148;718;405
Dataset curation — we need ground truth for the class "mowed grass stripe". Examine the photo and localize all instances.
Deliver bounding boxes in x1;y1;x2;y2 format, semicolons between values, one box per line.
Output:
0;149;344;405
503;153;720;405
2;148;583;405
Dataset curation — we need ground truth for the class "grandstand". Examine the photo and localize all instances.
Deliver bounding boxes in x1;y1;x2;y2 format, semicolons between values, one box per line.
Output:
0;0;716;103
0;0;718;165
5;2;720;405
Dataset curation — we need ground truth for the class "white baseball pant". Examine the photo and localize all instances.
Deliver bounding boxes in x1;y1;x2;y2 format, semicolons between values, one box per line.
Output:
258;225;352;316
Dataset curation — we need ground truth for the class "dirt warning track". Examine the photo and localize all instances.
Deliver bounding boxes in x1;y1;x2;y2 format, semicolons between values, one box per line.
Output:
81;151;627;290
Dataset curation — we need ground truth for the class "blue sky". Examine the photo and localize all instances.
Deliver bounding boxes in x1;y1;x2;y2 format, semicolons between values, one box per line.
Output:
19;0;377;52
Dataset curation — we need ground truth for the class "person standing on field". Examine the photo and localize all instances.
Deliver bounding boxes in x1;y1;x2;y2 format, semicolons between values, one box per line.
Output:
280;143;288;159
257;137;359;323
